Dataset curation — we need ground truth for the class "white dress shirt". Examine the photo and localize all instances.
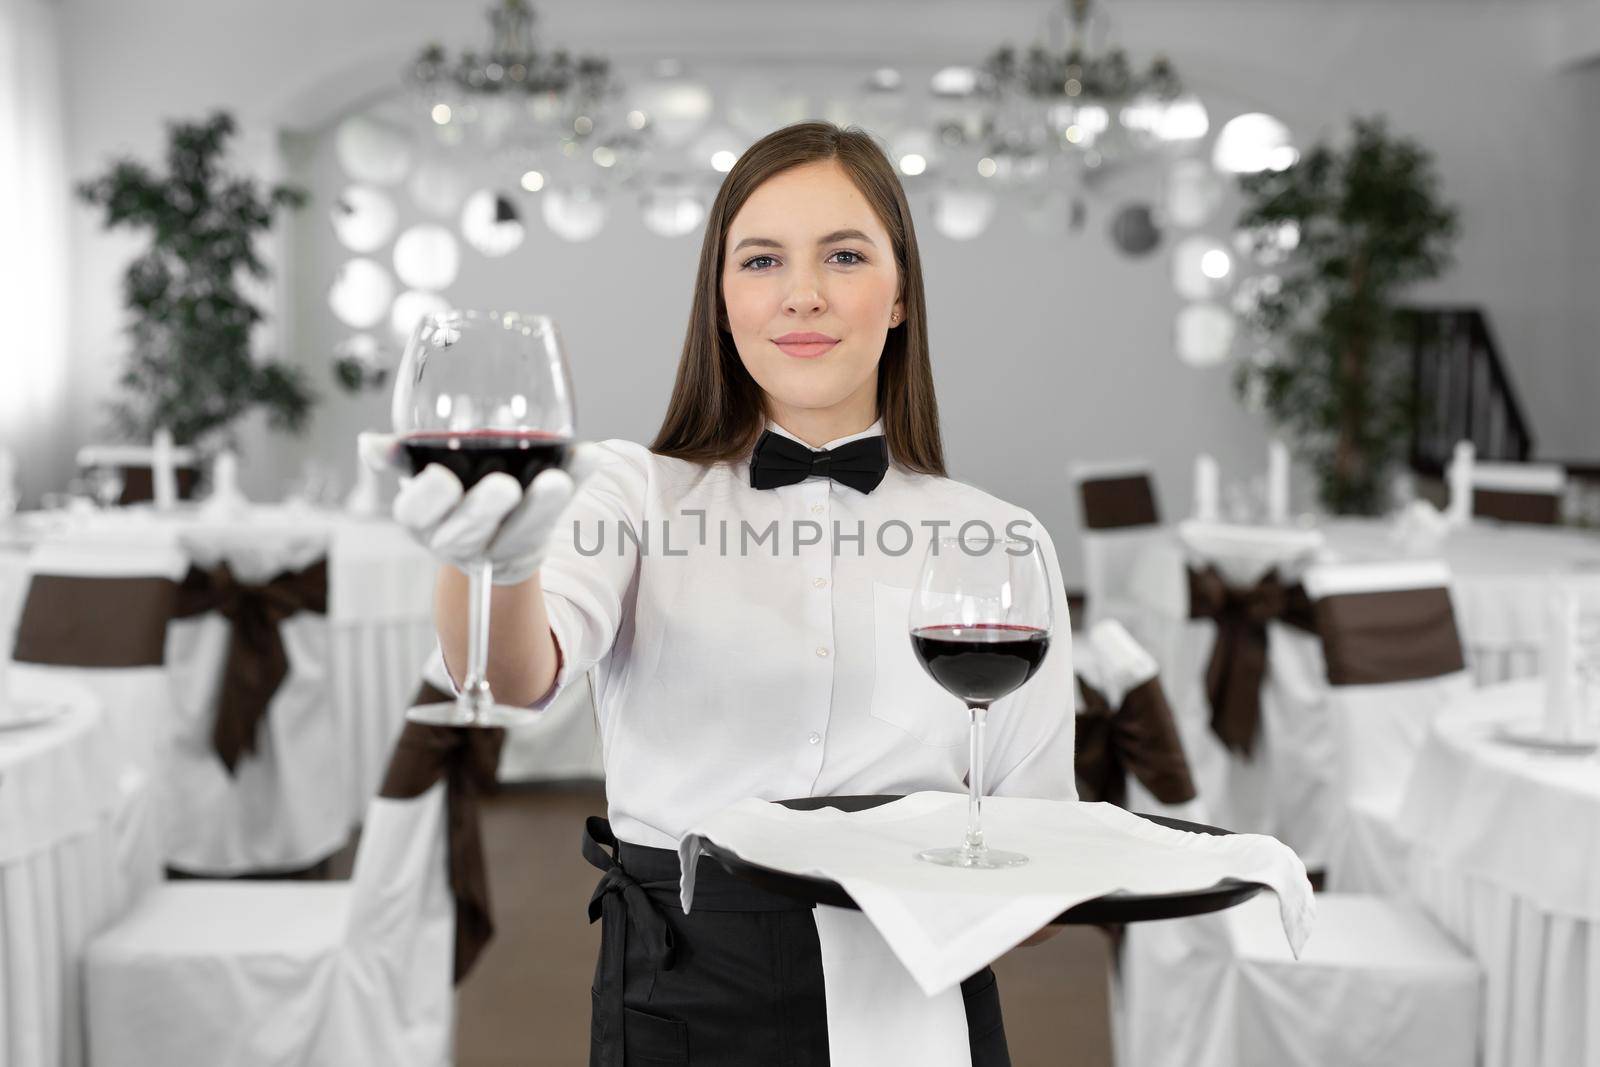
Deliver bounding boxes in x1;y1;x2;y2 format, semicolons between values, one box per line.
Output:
536;419;1077;850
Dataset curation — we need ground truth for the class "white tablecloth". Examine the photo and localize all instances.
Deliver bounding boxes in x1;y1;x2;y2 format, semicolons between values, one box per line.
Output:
1396;678;1600;1067
0;682;159;1067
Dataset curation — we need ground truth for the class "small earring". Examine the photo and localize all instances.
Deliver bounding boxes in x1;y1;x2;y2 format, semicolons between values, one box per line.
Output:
890;311;900;323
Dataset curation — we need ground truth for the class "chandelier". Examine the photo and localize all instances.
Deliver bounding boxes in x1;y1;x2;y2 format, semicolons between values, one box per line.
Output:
325;0;1307;391
407;0;618;155
402;0;1209;196
984;0;1207;174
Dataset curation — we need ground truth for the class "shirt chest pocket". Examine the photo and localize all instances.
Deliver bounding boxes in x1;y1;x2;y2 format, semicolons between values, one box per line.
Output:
870;582;969;747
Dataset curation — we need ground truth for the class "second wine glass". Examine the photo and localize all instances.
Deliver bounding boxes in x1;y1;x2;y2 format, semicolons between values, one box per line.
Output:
909;534;1054;868
392;309;575;728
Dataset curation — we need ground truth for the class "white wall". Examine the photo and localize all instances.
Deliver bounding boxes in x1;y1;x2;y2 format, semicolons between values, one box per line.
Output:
54;0;1600;584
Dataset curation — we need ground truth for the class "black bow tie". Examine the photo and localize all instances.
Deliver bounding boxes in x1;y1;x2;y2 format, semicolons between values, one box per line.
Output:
749;430;890;495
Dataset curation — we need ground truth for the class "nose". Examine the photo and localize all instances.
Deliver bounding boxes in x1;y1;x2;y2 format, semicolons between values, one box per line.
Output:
782;272;827;317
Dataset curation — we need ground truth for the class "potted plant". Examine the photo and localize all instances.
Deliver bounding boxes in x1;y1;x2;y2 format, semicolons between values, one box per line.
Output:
1233;115;1458;514
77;111;315;448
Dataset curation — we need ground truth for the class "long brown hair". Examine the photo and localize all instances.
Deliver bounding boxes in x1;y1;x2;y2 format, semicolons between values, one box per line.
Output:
649;121;945;476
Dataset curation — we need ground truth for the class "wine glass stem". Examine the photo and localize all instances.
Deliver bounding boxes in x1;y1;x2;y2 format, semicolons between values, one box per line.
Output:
965;705;988;860
461;560;495;725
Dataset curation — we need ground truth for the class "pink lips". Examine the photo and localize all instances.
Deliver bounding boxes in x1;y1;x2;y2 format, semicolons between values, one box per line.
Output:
773;331;840;359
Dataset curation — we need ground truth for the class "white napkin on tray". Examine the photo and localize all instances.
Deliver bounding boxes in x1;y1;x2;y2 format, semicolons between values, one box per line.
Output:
679;792;1315;999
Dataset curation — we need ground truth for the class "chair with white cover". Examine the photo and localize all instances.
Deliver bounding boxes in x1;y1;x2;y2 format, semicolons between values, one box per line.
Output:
1470;460;1566;525
160;527;345;874
85;720;504;1067
6;536;184;894
1073;619;1201;822
1171;521;1323;840
1071;461;1164;637
1120;891;1480;1067
1298;560;1473;894
1119;557;1482;1067
1074;620;1205;1067
1120;811;1480;1064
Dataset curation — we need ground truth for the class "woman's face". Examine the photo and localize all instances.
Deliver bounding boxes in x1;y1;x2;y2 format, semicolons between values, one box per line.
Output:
721;160;903;424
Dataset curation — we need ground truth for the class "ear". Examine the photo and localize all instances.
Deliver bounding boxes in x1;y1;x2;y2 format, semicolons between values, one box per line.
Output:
890;298;905;328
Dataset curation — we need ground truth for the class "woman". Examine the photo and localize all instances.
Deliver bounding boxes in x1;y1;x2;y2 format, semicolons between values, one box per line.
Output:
395;122;1076;1065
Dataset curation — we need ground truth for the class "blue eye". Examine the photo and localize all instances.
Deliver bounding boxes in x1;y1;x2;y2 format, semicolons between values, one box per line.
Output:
830;250;866;265
741;255;778;271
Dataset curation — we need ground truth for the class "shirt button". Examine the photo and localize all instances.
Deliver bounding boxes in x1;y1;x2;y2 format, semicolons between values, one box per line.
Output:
815;646;830;658
812;577;828;589
810;503;825;515
808;732;822;745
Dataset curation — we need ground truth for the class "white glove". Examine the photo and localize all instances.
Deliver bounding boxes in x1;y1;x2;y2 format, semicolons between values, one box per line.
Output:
359;433;606;586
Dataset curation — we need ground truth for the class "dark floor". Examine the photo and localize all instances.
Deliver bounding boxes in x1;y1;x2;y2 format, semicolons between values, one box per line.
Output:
452;784;1114;1066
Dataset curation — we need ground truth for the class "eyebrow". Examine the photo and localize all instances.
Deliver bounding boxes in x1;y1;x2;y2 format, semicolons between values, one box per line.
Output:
732;228;877;252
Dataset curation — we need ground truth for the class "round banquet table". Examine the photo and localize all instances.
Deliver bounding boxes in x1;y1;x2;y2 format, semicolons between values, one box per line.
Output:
0;681;160;1067
1396;678;1600;1067
699;795;1265;924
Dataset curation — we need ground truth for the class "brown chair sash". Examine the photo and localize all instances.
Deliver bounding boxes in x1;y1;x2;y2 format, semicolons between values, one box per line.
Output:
380;699;506;985
1187;566;1315;758
1472;488;1559;525
173;559;329;774
1075;676;1197;809
1080;474;1160;530
114;465;200;506
12;574;179;667
1314;587;1465;687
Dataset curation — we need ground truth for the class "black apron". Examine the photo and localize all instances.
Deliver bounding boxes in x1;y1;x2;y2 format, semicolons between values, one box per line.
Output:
585;817;1011;1066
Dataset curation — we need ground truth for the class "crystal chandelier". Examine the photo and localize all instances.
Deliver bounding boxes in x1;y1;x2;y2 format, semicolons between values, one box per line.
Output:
408;0;616;154
984;0;1208;174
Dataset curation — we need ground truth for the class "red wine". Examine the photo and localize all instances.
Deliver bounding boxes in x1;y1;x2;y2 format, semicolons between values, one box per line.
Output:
911;624;1051;708
401;430;571;490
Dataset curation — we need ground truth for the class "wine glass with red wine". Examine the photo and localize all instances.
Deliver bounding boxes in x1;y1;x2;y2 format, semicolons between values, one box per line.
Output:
910;535;1053;868
393;309;575;727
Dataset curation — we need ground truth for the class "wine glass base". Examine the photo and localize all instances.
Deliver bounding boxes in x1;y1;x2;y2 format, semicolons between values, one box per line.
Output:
916;846;1030;870
405;701;537;729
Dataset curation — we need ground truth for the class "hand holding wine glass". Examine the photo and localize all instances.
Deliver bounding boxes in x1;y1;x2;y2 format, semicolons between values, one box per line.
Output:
361;309;591;728
910;534;1054;869
362;434;604;587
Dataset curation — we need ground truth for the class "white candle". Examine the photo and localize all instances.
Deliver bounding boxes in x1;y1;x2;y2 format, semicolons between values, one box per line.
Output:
151;428;177;512
1194;454;1219;521
1446;439;1475;524
345;436;382;517
213;451;239;498
1267;439;1291;525
1543;586;1581;740
0;446;16;501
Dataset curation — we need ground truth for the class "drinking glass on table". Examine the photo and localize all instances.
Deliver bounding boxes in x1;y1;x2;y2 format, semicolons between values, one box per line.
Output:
909;534;1054;868
392;308;575;728
86;464;125;509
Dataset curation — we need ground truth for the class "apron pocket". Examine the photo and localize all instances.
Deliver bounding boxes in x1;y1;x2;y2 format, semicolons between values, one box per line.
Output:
624;1004;690;1065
